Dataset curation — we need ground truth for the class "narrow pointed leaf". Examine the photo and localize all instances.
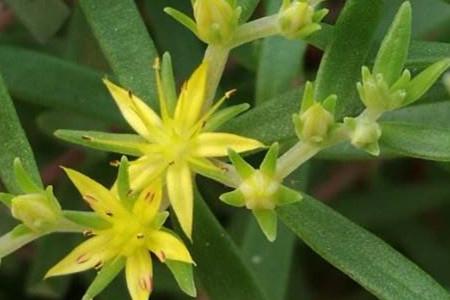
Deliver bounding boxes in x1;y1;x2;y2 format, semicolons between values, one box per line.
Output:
373;2;412;85
13;158;42;193
166;260;197;297
404;58;450;105
4;0;69;43
0;73;42;193
278;194;450;299
55;130;148;157
79;0;158;107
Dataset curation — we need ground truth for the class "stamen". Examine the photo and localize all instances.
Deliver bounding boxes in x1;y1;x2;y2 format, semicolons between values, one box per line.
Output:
83;195;97;203
145;191;154;202
159;251;166;262
94;261;104;270
83;230;94;237
109;160;120;167
81;135;93;141
128;90;133;99
106;211;114;217
139;275;152;291
76;254;89;264
137;233;145;239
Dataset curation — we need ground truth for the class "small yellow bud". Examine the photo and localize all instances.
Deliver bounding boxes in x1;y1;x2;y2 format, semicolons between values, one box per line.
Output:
11;193;60;232
345;117;382;156
239;171;279;210
295;103;334;144
193;0;238;45
278;1;314;39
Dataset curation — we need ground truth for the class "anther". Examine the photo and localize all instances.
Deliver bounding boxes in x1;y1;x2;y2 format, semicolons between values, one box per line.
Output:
83;230;94;237
145;191;154;202
94;261;104;270
109;160;120;167
139;276;152;291
137;233;145;239
76;254;89;264
128;90;133;98
81;135;92;141
83;195;97;203
106;211;114;217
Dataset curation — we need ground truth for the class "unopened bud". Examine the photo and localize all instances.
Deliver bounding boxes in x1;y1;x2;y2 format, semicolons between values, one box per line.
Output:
294;103;335;144
11;193;60;232
345;117;382;156
193;0;239;45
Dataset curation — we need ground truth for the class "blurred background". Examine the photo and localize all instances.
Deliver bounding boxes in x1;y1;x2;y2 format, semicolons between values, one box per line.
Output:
0;0;449;299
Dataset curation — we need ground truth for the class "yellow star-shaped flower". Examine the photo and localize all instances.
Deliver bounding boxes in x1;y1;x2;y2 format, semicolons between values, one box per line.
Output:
57;61;264;238
46;168;193;300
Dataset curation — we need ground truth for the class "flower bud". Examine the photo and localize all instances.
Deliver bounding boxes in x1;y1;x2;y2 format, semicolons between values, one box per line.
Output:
345;117;382;156
193;0;239;45
294;103;335;144
11;193;60;232
239;171;279;210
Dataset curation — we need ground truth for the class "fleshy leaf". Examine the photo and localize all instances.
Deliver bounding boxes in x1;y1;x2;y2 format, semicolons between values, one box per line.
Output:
82;257;125;300
166;260;197;297
14;158;42;193
404;58;450;105
253;209;277;242
373;2;411;85
55;130;150;157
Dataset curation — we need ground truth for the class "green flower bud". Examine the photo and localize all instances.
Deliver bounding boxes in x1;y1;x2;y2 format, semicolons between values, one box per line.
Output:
278;0;328;39
239;171;279;210
357;67;409;115
294;103;335;144
11;192;61;232
345;117;382;156
193;0;240;45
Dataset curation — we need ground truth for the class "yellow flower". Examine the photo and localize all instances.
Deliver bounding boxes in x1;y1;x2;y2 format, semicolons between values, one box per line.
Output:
57;62;263;239
46;168;193;300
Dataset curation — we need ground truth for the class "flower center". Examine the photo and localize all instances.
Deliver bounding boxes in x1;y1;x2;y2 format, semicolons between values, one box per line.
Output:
239;171;279;210
110;215;149;256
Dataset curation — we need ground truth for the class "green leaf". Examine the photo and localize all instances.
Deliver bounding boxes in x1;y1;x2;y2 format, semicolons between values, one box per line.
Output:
380;122;450;162
79;0;159;107
405;58;450;105
373;2;412;85
55;130;147;157
62;211;111;230
0;46;122;124
0;225;44;259
0;73;42;193
314;0;383;119
185;192;269;300
13;158;42;193
278;195;450;300
166;260;197;297
83;257;125;300
4;0;69;43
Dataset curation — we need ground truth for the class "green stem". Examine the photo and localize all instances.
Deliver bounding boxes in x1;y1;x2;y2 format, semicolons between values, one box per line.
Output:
202;45;230;108
55;218;85;233
230;15;280;48
276;142;320;179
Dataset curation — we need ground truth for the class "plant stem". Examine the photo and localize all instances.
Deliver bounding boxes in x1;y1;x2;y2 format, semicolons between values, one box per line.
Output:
203;45;230;108
276;142;320;179
230;15;280;48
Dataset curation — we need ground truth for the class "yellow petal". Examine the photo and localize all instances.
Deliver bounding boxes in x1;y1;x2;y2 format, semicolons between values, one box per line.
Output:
132;180;162;225
45;234;113;278
128;156;167;192
166;162;193;239
192;132;264;157
126;249;153;300
146;230;193;263
64;168;124;219
103;79;164;142
174;63;207;128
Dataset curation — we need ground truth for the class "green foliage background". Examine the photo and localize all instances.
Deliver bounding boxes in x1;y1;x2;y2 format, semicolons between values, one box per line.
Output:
0;0;449;299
